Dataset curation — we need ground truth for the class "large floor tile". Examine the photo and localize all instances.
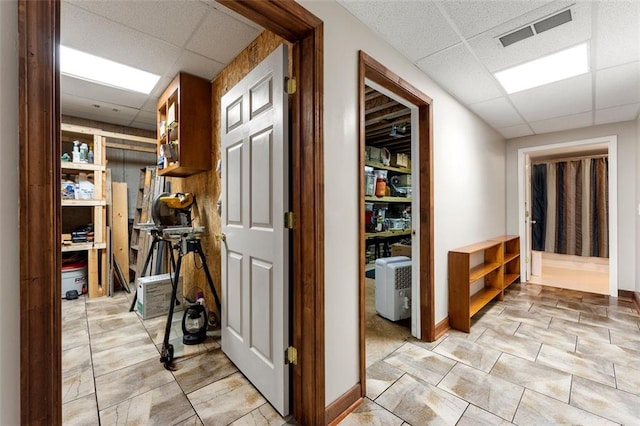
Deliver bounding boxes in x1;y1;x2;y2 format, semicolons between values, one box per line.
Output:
438;363;523;421
549;317;610;342
609;328;640;345
376;374;468;425
62;367;95;404
571;376;640;424
433;336;501;372
172;347;238;394
383;342;455;385
456;404;514;426
230;402;289;426
514;323;577;352
94;358;175;410
579;312;640;333
513;389;617;425
575;335;640;367
490;353;571;403
157;335;220;361
87;311;143;336
555;300;608;316
338;399;403;426
476;328;541;361
498;307;552;328
62;344;92;378
528;303;580;322
536;344;615;387
91;336;158;377
366;360;404;400
63;393;99;426
100;381;195;425
614;364;640;396
62;298;87;322
62;320;90;351
473;313;521;335
188;372;266;426
89;322;150;354
174;415;204;426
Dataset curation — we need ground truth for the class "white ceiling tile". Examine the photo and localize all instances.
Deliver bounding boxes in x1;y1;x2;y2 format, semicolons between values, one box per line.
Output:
167;51;225;82
529;111;593;134
468;96;524;128
133;110;157;124
61;2;182;76
337;0;460;61
60;75;148;109
186;7;261;64
594;1;640;69
141;97;160;114
439;0;554;39
66;0;210;47
595;62;640;109
150;77;175;99
209;1;263;31
468;2;588;72
62;94;139;127
130;121;157;132
499;124;534;139
416;44;503;105
595;103;640;126
509;73;592;122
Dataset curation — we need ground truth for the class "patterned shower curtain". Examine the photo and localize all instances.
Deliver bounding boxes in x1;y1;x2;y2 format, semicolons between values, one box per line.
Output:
531;157;608;258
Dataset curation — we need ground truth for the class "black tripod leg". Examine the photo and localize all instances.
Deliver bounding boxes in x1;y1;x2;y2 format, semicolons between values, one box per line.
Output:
194;240;221;314
160;248;182;369
129;236;158;312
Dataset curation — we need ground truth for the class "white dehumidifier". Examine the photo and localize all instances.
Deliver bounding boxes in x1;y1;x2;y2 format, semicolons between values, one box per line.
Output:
375;256;412;321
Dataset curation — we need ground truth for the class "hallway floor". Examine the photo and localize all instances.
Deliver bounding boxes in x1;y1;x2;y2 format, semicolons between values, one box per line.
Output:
63;283;640;425
343;281;640;425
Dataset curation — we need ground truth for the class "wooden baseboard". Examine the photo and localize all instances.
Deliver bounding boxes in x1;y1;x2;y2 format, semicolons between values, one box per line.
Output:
325;383;362;425
635;293;640;313
433;316;449;341
617;290;640;313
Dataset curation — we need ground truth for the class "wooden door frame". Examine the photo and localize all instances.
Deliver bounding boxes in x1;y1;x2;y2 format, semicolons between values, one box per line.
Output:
19;0;325;424
358;51;435;396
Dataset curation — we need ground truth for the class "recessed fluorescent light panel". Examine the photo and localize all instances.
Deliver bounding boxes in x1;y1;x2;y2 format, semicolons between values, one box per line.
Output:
60;46;160;94
494;43;589;94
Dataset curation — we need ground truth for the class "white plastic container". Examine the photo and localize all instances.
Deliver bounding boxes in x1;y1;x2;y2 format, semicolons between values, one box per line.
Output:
61;263;87;298
375;257;412;321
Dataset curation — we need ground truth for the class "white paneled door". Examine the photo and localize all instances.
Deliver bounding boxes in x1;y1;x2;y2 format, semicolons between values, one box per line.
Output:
220;44;289;415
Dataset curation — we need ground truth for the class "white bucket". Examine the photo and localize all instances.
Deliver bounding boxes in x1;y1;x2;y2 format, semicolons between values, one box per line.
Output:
62;263;87;297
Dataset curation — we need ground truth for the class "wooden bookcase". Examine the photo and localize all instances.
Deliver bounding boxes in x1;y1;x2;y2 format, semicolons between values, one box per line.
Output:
448;235;521;332
157;72;212;177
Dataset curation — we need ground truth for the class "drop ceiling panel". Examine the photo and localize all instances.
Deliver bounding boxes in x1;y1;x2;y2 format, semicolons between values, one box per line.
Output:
61;75;149;109
468;96;524;128
509;73;592;122
498;124;534;139
594;1;640;69
468;2;589;72
416;44;503;105
595;61;640;109
337;0;460;61
62;94;139;127
132;110;157;125
150;77;175;99
141;98;160;114
61;2;182;75
595;103;640;126
529;111;593;134
66;0;210;47
439;0;554;39
130;121;157;132
186;8;261;64
166;51;225;82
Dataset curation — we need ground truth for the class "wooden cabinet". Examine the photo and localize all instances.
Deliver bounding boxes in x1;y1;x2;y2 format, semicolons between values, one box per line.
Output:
448;235;520;332
157;72;212;177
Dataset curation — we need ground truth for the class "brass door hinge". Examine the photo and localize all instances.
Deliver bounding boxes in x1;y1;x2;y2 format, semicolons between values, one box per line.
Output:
285;77;296;95
284;211;296;229
285;346;297;365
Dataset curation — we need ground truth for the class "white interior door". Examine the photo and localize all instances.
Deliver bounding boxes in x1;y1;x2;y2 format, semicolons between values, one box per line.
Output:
524;154;532;281
220;44;289;415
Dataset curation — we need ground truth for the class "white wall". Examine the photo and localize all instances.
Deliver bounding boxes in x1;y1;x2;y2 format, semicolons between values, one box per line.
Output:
300;0;506;405
0;0;21;423
506;121;638;291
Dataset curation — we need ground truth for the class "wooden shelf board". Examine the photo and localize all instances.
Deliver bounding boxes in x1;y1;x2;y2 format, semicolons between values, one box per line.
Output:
489;235;519;243
365;229;411;239
470;287;502;316
365;196;412;203
452;240;501;254
61;242;106;252
61;162;105;172
365;160;411;174
504;273;520;287
62;199;106;206
469;262;501;283
504;252;520;263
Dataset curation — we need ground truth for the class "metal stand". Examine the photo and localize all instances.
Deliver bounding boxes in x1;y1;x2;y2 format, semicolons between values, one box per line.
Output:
159;235;221;369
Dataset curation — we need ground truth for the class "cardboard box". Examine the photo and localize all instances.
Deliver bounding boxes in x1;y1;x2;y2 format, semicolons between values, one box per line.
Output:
391;243;411;258
136;273;185;320
390;152;410;168
366;146;381;163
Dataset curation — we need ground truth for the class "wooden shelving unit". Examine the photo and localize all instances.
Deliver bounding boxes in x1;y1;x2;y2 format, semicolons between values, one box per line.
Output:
157;72;212;177
448;235;521;332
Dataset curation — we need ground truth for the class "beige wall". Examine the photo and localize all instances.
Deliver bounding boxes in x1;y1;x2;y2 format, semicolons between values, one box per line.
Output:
506;121;638;291
0;0;21;423
300;0;507;405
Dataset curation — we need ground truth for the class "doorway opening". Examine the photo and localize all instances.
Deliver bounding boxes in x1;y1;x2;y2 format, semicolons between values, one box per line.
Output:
518;136;618;297
358;51;435;399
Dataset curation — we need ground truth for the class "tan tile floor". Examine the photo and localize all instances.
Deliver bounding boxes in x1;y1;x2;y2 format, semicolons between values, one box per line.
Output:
63;282;640;425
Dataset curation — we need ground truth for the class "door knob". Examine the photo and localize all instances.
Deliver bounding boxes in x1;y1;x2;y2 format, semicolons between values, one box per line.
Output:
531;220;537;224
215;233;226;242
